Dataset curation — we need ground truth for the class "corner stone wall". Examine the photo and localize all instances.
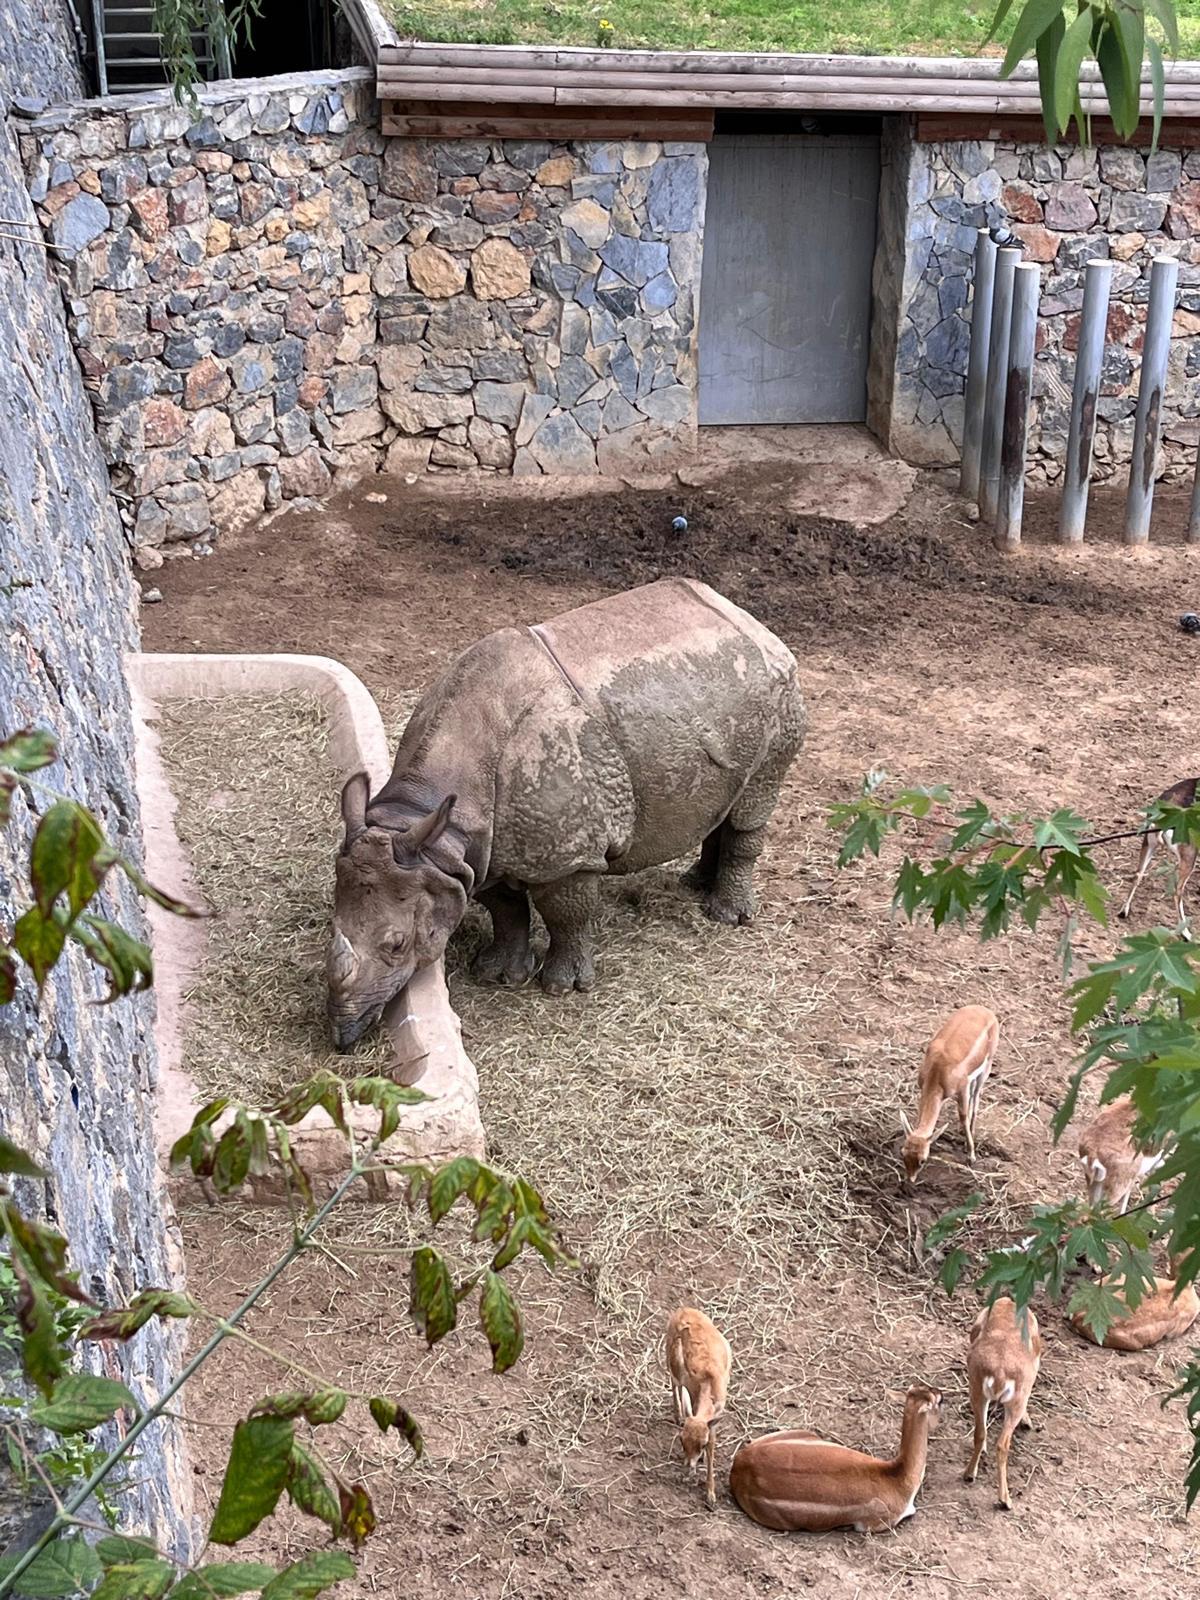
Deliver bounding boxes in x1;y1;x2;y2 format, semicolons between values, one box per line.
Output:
880;120;1200;481
20;69;706;554
0;37;192;1557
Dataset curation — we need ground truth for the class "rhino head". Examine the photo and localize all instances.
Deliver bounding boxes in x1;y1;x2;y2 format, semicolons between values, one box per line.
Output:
328;772;468;1051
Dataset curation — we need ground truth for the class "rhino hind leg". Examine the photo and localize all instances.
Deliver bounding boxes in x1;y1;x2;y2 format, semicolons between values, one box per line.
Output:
704;730;801;928
471;883;538;987
680;826;722;893
530;873;598;996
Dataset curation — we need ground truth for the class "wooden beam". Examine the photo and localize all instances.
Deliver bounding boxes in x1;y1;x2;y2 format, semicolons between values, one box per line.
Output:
915;112;1200;144
380;100;714;141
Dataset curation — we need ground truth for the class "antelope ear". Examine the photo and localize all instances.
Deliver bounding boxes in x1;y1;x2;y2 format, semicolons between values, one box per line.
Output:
341;772;370;839
398;794;457;859
899;1108;913;1136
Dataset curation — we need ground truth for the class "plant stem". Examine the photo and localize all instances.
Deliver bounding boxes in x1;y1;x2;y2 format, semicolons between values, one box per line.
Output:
0;1163;365;1598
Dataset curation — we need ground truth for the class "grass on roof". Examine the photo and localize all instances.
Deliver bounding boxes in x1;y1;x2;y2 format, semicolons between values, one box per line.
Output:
388;0;1200;60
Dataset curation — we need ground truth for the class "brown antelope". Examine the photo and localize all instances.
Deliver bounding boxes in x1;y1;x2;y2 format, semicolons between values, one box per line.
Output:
1071;1268;1200;1350
1118;777;1199;936
729;1384;943;1533
901;1005;1000;1183
1077;1095;1165;1215
965;1298;1042;1511
665;1306;731;1510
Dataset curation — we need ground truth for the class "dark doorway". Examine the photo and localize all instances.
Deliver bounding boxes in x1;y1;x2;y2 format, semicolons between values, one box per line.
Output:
231;0;336;76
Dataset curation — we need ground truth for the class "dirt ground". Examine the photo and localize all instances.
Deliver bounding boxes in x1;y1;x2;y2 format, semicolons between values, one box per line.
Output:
143;464;1200;1600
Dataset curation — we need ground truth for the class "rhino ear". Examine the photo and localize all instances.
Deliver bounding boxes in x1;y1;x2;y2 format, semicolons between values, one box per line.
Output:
340;772;370;841
397;794;457;861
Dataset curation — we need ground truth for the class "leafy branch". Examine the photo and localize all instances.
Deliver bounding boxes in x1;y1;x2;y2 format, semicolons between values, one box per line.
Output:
832;773;1200;1502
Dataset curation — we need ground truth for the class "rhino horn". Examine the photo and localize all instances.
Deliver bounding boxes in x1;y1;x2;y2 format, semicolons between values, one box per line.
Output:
395;794;457;862
340;771;371;840
329;927;357;983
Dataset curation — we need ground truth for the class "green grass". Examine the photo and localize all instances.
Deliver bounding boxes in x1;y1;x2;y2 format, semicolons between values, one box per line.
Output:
388;0;1200;60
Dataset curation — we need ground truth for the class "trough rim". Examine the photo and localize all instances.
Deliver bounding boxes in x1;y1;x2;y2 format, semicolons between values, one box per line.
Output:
125;650;485;1197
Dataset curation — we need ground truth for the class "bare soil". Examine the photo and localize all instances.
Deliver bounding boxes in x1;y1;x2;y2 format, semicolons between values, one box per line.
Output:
144;467;1200;1600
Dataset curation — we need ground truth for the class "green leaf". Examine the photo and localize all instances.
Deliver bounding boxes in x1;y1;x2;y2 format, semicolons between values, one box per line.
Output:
73;915;153;1002
0;944;16;1005
79;1288;198;1342
3;1206;89;1303
368;1396;424;1457
1113;0;1146;121
0;728;58;775
96;1538;160;1568
1147;0;1179;53
209;1417;294;1545
1001;0;1068;78
92;1560;175;1600
258;1554;354;1600
346;1076;427;1145
285;1442;341;1533
1036;7;1066;141
0;1535;102;1597
116;855;206;919
29;1372;137;1434
171;1563;278;1600
1055;7;1099;144
1148;34;1166;152
10;1254;67;1398
478;1269;524;1374
983;0;1018;45
1096;19;1138;138
1067;1276;1127;1344
939;1247;972;1295
212;1120;252;1196
13;905;68;992
409;1245;458;1346
272;1070;348;1134
1033;806;1089;856
428;1156;483;1224
251;1388;347;1425
924;1194;983;1252
0;1134;44;1178
29;800;108;919
336;1482;375;1549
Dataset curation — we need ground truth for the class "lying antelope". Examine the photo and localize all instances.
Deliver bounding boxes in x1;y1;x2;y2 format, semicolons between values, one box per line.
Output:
665;1305;731;1510
1071;1259;1199;1351
901;1005;1000;1183
1118;777;1199;936
1077;1095;1165;1215
965;1297;1042;1511
729;1384;943;1533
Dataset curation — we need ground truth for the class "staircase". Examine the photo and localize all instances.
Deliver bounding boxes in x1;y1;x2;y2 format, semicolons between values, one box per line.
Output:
93;1;232;95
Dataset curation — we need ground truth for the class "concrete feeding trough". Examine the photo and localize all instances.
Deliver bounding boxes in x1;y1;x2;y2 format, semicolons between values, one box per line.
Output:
126;651;485;1200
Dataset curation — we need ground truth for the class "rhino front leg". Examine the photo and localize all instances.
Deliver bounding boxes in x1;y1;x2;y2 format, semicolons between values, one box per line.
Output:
472;883;538;987
530;873;598;996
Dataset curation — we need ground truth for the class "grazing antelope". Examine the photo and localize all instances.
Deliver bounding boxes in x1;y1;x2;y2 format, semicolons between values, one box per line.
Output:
1118;777;1200;936
1077;1095;1166;1215
965;1298;1042;1511
729;1384;943;1533
1070;1266;1200;1351
665;1306;731;1510
901;1006;1000;1183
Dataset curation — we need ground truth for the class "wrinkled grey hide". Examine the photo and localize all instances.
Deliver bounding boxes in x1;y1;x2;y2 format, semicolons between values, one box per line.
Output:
329;577;805;1045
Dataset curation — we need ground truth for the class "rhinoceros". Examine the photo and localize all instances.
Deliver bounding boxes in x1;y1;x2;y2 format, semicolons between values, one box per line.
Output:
328;577;805;1048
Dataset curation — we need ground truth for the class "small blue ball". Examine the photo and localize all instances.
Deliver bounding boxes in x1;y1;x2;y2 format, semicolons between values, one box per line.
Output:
672;515;688;533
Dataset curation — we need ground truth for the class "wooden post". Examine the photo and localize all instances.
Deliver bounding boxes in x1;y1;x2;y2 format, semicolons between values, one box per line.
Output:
979;246;1021;524
995;263;1040;550
1059;258;1113;544
1188;447;1200;543
960;230;997;502
1124;254;1179;546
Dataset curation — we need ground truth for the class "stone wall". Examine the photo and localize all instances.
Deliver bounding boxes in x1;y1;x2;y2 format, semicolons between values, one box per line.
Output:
20;70;706;553
0;0;191;1558
880;120;1200;481
0;0;84;107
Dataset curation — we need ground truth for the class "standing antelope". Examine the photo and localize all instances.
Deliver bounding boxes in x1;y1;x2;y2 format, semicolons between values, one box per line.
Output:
729;1384;943;1533
901;1006;1000;1183
965;1298;1042;1511
1077;1095;1165;1215
665;1306;731;1510
1118;777;1199;936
